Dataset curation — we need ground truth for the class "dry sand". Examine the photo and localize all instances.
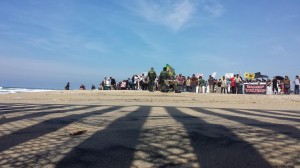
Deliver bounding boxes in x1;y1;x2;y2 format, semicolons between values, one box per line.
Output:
0;90;299;168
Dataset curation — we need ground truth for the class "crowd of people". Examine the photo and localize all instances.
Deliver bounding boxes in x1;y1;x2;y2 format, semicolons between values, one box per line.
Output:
267;75;300;94
97;68;157;92
65;67;300;95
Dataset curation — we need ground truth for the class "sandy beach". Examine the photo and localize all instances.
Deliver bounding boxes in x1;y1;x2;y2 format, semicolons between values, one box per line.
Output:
0;91;299;168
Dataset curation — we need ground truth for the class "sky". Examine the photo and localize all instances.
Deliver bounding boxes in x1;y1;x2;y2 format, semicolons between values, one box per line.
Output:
0;0;300;89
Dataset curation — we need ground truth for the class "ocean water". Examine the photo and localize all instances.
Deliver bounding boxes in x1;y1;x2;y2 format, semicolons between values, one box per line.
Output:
0;86;57;94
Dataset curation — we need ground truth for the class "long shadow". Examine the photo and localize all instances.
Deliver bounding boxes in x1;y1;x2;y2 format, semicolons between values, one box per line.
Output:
0;106;122;153
166;107;272;168
192;107;300;140
216;108;300;123
0;104;71;115
56;106;150;168
0;104;43;112
0;105;98;126
244;109;300;119
0;104;11;109
272;109;300;114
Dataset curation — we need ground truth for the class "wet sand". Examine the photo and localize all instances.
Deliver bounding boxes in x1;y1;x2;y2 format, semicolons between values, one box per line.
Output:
0;90;299;168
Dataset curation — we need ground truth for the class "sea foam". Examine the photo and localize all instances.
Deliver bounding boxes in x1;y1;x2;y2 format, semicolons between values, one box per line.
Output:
0;87;56;94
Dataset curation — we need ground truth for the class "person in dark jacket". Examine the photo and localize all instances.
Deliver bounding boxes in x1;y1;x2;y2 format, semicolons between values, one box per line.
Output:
65;82;70;90
148;67;157;92
159;67;169;92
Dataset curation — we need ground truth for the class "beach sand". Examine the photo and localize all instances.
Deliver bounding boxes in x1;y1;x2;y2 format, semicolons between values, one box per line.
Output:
0;91;299;168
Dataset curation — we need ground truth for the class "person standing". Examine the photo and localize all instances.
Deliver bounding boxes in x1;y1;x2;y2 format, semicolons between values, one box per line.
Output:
155;77;159;91
65;82;70;90
235;74;242;94
221;76;227;94
79;84;86;90
91;84;96;90
110;77;116;90
190;74;197;92
176;74;184;92
198;76;205;93
132;75;135;90
230;75;236;94
294;75;300;94
148;67;157;92
134;75;139;90
143;75;149;90
227;78;231;93
159;67;169;92
202;78;207;93
272;76;278;94
186;76;191;92
283;76;291;95
140;74;146;90
104;77;111;90
208;75;214;93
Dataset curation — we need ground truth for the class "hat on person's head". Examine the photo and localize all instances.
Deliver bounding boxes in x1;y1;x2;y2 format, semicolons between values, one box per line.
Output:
151;67;154;70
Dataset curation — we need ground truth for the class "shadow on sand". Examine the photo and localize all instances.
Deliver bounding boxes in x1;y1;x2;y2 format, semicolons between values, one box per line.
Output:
0;103;299;167
0;105;122;153
56;106;150;168
166;107;272;168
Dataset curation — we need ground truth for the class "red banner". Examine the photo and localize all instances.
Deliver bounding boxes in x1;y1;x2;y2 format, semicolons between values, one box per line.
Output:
244;84;267;94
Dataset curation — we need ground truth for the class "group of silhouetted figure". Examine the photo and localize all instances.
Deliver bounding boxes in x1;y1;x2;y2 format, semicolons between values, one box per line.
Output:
64;82;95;91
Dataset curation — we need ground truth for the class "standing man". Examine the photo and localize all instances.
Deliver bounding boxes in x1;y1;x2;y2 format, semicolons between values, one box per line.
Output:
294;75;300;94
148;67;157;92
159;67;169;92
235;74;242;94
272;76;278;94
230;75;236;94
221;76;227;94
283;76;291;95
198;76;205;93
190;74;197;92
65;82;70;90
176;74;184;92
140;74;146;90
208;75;214;93
110;77;116;90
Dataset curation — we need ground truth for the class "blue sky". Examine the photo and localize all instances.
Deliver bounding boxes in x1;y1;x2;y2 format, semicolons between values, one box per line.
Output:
0;0;299;89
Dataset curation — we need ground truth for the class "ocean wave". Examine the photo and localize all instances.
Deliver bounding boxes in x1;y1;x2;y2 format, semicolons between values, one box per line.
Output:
0;87;56;94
